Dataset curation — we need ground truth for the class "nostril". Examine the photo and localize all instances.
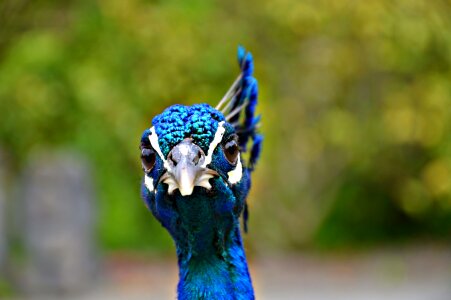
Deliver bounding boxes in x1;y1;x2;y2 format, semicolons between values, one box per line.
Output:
169;140;204;166
192;151;202;165
168;153;178;166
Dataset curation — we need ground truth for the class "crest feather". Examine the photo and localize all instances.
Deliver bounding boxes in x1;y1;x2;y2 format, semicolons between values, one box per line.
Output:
217;46;262;168
216;46;263;233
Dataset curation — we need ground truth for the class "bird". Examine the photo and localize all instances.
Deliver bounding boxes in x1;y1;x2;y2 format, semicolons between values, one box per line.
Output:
140;46;262;300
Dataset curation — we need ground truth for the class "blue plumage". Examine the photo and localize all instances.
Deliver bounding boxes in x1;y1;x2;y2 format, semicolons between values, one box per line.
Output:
140;46;262;299
151;104;225;157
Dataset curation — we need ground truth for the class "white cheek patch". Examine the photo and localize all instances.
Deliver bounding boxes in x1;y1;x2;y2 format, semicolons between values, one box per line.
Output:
149;127;172;172
147;122;241;191
201;121;226;168
227;155;243;184
199;120;243;185
144;174;155;192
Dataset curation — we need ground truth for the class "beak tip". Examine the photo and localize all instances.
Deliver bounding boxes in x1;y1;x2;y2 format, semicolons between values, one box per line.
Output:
179;187;194;196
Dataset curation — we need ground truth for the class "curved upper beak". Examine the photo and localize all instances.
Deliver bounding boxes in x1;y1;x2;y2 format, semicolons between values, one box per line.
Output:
160;139;218;196
174;155;198;196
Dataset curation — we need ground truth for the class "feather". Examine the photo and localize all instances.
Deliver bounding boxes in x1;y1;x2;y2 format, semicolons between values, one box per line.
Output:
243;202;249;233
219;46;263;171
249;134;263;170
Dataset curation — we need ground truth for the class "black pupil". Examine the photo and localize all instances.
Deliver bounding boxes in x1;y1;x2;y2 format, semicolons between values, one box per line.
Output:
225;142;239;163
141;147;156;171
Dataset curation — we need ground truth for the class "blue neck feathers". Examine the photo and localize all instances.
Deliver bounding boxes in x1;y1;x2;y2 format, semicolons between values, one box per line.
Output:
176;226;254;300
172;181;255;300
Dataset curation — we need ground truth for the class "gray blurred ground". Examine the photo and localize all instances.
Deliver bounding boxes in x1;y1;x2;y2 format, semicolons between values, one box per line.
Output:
15;244;451;300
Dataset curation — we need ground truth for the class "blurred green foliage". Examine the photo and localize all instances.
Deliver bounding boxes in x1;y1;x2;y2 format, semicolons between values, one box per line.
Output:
0;277;14;297
1;0;451;252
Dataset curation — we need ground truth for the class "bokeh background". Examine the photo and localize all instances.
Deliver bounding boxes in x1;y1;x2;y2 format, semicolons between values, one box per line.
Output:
1;0;451;299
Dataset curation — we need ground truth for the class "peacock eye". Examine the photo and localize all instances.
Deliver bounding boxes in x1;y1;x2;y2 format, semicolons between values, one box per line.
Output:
141;146;156;172
223;139;239;164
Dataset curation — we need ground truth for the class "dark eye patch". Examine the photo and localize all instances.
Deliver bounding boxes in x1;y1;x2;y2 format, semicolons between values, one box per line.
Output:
140;143;156;172
222;134;240;164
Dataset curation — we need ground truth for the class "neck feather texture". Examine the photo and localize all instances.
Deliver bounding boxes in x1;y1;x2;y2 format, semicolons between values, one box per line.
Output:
175;188;254;300
176;226;254;300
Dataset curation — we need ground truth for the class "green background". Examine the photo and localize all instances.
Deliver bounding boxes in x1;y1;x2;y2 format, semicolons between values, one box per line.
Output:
1;0;451;253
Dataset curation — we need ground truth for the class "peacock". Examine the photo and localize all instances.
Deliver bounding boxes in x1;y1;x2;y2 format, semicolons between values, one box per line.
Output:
140;46;262;300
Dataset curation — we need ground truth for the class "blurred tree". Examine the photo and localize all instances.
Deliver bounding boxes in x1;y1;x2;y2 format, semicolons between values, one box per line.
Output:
0;0;450;252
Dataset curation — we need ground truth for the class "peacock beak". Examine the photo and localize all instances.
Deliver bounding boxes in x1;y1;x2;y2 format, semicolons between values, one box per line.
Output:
161;139;218;196
173;157;198;196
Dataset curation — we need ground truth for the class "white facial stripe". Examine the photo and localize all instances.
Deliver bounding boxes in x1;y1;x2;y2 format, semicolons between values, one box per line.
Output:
201;121;226;168
148;122;238;193
144;174;155;192
227;156;243;184
149;127;172;172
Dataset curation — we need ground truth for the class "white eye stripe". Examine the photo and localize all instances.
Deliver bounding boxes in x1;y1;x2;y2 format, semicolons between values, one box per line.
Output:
144;174;155;192
227;155;243;184
203;121;243;184
149;122;233;172
201;121;226;168
149;127;172;172
147;122;242;189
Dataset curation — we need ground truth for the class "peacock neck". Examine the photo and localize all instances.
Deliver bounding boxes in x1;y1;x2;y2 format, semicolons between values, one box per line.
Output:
169;180;254;300
175;225;254;300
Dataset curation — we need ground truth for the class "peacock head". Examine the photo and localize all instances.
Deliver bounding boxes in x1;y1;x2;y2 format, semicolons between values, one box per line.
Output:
140;104;243;197
140;46;262;236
